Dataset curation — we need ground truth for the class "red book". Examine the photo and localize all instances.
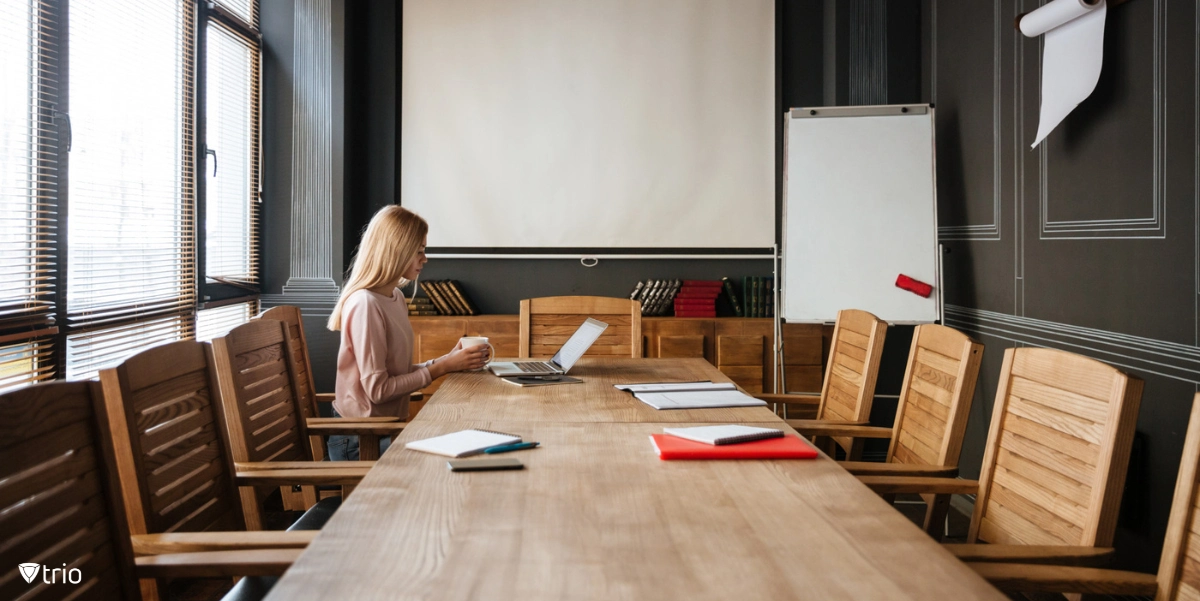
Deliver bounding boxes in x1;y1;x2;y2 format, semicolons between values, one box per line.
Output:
674;299;716;306
673;310;717;318
649;434;818;460
681;280;723;287
675;291;721;298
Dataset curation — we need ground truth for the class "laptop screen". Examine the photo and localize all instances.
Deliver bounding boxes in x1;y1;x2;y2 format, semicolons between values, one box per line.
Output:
550;318;609;372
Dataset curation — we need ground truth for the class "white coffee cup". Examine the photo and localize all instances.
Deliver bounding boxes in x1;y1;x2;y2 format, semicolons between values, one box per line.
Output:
459;336;495;370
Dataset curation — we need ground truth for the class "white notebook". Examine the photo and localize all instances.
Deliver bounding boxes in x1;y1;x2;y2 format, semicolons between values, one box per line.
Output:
663;425;784;446
405;429;522;458
633;389;766;410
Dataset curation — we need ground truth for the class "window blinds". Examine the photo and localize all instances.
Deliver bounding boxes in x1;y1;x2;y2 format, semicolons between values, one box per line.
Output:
205;20;260;284
65;0;195;377
0;0;59;331
196;300;256;342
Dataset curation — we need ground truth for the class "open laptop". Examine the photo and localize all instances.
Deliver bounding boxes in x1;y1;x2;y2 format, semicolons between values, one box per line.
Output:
488;317;608;376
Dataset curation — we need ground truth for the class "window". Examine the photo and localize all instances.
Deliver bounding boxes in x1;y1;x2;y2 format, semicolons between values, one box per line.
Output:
0;0;60;391
196;300;257;342
0;0;261;386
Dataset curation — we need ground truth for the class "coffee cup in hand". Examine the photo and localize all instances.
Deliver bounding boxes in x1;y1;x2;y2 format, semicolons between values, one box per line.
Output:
459;336;495;370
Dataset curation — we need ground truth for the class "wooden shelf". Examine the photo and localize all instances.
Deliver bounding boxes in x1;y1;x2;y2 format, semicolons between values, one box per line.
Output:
410;315;829;398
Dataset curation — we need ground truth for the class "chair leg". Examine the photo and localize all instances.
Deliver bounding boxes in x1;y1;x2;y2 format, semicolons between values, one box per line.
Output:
922;493;951;541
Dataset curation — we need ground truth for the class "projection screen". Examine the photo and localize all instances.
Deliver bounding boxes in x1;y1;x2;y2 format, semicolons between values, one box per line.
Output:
401;0;775;249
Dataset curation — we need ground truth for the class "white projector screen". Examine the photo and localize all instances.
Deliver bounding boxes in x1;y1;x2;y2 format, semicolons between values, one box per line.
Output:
401;0;775;249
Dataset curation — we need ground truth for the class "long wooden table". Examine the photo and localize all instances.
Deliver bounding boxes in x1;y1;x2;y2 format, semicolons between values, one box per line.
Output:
264;358;1005;600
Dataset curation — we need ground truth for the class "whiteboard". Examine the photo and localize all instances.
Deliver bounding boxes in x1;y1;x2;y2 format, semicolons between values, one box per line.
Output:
401;0;774;249
782;105;939;323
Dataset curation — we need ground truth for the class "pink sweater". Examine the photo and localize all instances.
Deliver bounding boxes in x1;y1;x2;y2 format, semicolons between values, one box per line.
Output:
333;288;432;419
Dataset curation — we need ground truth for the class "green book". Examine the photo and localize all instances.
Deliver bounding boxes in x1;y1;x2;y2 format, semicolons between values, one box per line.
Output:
721;277;743;317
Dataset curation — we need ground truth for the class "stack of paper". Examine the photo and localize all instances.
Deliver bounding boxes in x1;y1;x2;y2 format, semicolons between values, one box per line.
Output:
663;424;784;445
613;381;766;410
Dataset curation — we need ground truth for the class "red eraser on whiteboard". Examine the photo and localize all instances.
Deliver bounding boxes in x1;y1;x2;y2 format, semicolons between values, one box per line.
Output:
896;274;933;298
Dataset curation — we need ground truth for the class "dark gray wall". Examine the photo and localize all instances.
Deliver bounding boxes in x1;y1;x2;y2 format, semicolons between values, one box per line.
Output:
931;0;1198;571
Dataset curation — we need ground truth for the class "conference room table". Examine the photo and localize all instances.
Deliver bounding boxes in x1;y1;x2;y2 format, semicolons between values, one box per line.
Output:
263;358;1005;600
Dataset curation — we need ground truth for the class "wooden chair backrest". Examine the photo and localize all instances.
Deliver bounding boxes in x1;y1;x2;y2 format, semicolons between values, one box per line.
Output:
211;319;311;466
1153;394;1200;601
519;296;642;359
969;347;1143;548
98;340;244;536
815;309;887;454
887;324;983;469
0;381;140;600
257;305;318;421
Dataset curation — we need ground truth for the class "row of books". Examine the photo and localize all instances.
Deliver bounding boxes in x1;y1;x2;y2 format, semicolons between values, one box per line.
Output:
742;276;774;318
629;279;681;316
414;280;479;316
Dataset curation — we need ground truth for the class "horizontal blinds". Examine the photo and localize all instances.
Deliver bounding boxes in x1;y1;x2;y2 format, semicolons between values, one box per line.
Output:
205;20;260;284
0;335;54;393
213;0;257;29
196;300;256;342
66;313;191;380
66;0;195;327
0;0;59;330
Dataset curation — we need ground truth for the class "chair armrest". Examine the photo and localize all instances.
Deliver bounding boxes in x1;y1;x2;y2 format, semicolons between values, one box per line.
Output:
131;531;316;556
755;393;820;404
307;416;401;425
947;544;1115;566
788;422;890;439
235;467;370;487
839;461;957;477
134;549;303;579
315;392;336;403
966;563;1157;596
235;461;374;471
857;475;979;495
305;422;406;436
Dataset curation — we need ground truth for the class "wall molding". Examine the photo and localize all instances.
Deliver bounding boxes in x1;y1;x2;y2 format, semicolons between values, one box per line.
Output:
944;305;1200;383
1037;0;1167;239
937;0;1003;241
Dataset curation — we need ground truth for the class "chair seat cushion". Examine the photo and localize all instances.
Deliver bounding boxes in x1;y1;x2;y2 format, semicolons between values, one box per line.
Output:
287;496;342;531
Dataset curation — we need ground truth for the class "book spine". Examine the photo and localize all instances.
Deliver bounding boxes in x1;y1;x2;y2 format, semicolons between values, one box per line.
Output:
765;277;774;318
629;280;645;301
424;281;456;315
639;280;657;315
442;281;469;316
752;277;761;318
675;291;721;298
448;280;480;315
662;279;681;316
721;277;743;317
415;282;442;315
674;298;717;306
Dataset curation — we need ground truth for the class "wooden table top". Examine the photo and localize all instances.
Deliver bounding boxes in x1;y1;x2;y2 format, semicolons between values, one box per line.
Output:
415;357;780;423
264;360;1005;601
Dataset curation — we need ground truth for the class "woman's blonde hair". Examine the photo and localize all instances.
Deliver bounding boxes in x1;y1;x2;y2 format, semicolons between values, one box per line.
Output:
327;205;428;330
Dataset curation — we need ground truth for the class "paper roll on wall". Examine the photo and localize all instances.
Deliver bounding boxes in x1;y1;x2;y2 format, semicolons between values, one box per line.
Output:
1021;0;1107;148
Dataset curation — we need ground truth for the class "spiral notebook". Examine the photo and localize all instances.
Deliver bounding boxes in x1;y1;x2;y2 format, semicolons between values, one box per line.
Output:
662;425;784;446
405;429;522;458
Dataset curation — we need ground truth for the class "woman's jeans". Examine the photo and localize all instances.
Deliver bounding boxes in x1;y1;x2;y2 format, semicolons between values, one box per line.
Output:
327;408;392;461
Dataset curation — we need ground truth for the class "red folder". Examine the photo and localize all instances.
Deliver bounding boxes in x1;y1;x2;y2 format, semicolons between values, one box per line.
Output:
649;434;818;460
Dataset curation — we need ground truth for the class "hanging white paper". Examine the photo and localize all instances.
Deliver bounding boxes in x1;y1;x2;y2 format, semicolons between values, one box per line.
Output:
1021;0;1107;148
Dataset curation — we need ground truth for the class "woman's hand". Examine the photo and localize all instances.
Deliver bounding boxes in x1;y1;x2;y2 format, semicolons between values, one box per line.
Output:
428;340;490;378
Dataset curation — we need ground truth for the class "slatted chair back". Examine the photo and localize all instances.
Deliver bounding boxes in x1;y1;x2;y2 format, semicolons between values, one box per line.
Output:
210;318;311;467
969;347;1144;549
519;296;642;359
814;309;887;456
98;340;245;537
888;324;984;469
258;305;319;422
1152;394;1200;601
0;381;140;600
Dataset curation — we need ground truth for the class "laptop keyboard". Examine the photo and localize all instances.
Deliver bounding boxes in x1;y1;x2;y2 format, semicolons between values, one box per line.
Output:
516;361;558;373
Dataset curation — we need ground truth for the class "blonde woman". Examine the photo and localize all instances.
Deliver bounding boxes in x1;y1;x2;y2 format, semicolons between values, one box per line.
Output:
326;205;488;460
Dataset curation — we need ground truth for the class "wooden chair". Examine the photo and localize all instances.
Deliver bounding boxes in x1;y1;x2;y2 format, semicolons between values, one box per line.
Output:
519;296;642;358
788;323;983;538
99;340;370;535
860;347;1144;566
257;306;402;509
0;380;305;601
758;309;887;459
966;393;1200;598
